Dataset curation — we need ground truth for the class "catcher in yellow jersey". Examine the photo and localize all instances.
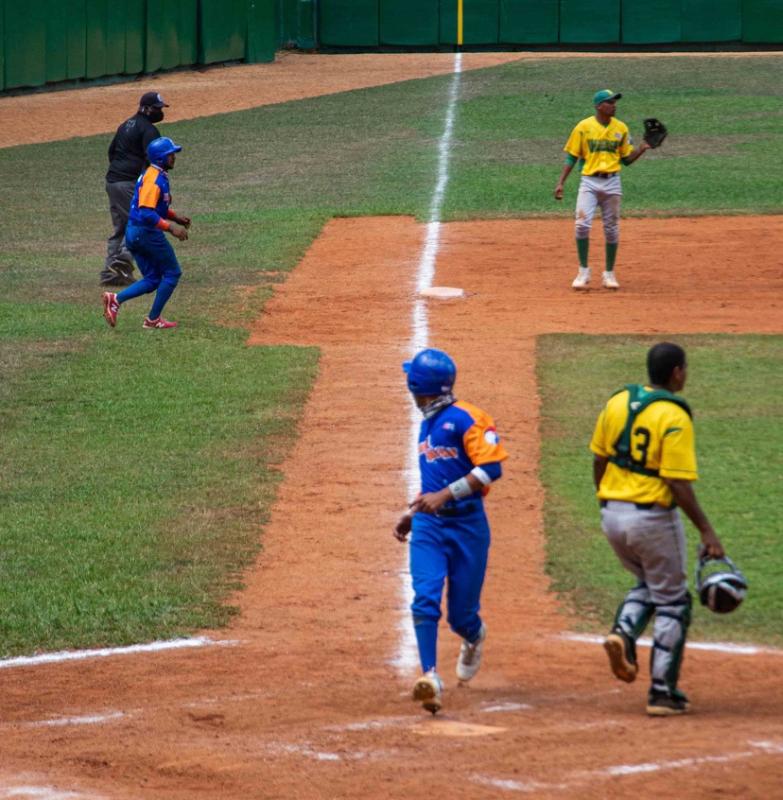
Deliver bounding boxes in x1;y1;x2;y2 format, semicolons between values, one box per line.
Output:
554;89;651;290
590;343;724;717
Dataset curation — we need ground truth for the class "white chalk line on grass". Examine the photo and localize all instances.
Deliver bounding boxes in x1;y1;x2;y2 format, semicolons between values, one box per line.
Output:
472;739;783;794
561;632;783;657
392;52;463;676
0;636;237;670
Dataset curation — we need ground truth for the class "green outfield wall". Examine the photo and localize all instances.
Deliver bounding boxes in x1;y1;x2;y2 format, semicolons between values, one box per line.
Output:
1;0;277;91
3;0;782;91
316;0;783;48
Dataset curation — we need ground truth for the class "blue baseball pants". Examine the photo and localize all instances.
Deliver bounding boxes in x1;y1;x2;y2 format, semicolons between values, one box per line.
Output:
117;225;182;320
409;510;490;673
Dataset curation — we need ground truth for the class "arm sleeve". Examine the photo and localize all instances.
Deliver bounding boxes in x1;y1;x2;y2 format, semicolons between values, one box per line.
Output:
563;124;583;159
589;407;609;457
463;418;509;467
620;128;634;158
473;461;502;482
658;411;698;480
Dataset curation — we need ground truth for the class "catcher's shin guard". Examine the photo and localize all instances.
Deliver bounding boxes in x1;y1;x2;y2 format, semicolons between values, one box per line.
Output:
614;582;655;640
650;592;692;693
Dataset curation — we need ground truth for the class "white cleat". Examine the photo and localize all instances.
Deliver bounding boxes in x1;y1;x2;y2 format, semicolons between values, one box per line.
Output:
571;267;591;289
602;271;621;289
456;624;486;683
413;670;444;715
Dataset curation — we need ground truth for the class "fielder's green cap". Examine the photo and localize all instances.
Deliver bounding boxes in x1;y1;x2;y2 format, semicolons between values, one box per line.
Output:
593;89;622;105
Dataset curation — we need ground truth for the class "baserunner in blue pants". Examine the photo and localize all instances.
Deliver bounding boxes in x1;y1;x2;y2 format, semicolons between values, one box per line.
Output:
102;136;190;330
394;348;508;714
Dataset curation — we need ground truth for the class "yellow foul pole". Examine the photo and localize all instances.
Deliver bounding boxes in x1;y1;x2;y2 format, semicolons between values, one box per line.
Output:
457;0;464;45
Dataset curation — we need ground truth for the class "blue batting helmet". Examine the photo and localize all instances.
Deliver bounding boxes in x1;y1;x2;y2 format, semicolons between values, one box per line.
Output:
403;348;456;396
147;136;182;167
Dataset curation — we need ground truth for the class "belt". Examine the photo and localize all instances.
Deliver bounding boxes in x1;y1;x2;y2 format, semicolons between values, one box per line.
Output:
600;499;676;511
436;502;478;518
589;172;617;179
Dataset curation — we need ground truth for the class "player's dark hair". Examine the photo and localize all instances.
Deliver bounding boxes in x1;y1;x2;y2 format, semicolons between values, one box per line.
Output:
647;342;686;385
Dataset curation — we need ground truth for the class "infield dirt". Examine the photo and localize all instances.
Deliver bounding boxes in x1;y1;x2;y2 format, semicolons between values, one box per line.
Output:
1;54;782;799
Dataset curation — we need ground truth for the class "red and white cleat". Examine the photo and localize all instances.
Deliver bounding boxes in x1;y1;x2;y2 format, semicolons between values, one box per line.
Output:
142;316;178;330
102;292;119;327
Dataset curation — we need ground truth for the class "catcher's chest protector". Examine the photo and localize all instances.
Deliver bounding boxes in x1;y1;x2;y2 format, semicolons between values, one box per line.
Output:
609;384;691;477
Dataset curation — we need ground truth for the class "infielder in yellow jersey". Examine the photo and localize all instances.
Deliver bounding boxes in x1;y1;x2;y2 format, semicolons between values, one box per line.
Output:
554;89;651;290
590;342;724;717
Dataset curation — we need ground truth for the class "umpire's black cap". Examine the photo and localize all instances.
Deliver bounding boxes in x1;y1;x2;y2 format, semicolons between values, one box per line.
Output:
139;91;169;108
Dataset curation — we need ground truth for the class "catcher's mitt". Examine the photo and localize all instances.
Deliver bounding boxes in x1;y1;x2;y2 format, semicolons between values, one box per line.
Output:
643;118;668;149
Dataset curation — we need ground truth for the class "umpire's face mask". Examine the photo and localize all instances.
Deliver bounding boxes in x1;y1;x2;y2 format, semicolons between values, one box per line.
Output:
143;107;164;123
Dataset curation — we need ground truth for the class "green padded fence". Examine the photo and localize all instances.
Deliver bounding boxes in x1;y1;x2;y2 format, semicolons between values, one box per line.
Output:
248;0;280;61
45;2;69;83
743;0;783;42
622;0;681;44
125;0;146;75
682;0;741;42
4;1;46;89
64;0;88;81
0;0;275;91
320;0;379;45
500;0;559;44
559;0;621;43
381;0;439;46
200;0;246;63
0;3;4;91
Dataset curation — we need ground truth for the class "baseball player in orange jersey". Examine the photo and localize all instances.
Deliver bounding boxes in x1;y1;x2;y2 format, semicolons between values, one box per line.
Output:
590;342;724;716
554;90;651;290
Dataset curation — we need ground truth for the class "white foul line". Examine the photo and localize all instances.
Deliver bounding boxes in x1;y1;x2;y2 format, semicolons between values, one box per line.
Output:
561;632;783;657
0;637;236;670
392;52;463;675
472;739;783;794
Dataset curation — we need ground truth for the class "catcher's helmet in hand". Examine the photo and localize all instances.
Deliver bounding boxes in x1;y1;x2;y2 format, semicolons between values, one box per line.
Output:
403;348;456;396
696;551;748;614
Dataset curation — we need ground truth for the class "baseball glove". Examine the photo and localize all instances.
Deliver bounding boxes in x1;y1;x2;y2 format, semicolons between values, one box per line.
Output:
643;118;668;149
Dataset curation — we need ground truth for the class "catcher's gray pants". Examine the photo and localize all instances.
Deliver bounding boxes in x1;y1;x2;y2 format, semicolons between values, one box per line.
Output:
104;180;136;275
575;174;622;244
601;500;690;692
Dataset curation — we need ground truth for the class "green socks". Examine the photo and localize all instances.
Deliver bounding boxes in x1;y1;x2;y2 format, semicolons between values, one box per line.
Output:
605;242;618;271
576;240;618;270
576;238;589;268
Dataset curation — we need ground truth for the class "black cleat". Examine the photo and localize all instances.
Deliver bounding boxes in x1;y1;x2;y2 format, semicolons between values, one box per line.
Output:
646;688;691;717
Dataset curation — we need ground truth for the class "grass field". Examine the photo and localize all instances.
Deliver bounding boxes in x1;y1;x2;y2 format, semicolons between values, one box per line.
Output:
1;56;781;656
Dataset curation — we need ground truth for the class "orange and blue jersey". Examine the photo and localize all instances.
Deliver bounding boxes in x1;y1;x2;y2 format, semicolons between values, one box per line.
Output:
128;165;177;232
417;400;508;505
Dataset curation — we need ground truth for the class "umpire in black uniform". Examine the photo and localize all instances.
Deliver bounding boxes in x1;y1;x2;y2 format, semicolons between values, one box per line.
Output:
102;91;169;286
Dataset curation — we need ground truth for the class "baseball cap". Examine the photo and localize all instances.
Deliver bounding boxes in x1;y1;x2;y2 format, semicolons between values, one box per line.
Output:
593;89;622;105
139;91;169;108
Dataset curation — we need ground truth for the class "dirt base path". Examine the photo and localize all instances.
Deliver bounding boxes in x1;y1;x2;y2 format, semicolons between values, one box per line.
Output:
2;215;782;799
